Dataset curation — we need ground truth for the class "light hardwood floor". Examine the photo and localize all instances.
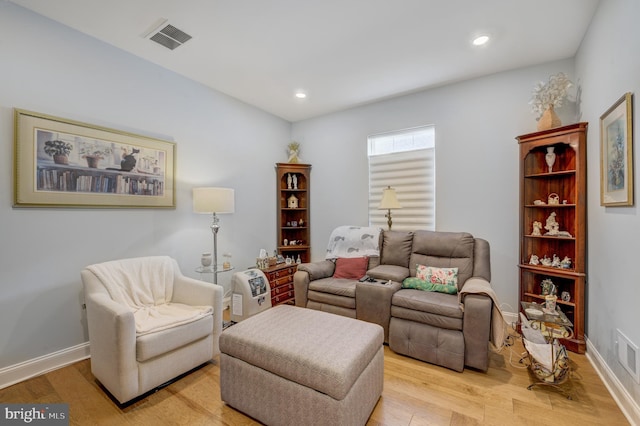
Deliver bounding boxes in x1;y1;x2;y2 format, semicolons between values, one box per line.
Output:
0;332;629;425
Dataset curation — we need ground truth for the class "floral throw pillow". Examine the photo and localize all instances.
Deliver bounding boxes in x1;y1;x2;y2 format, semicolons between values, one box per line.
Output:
402;277;458;294
414;265;459;292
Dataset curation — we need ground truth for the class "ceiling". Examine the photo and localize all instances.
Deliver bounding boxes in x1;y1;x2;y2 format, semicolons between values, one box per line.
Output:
11;0;599;122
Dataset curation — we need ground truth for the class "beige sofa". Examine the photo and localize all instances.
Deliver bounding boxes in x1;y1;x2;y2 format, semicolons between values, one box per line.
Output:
294;230;495;372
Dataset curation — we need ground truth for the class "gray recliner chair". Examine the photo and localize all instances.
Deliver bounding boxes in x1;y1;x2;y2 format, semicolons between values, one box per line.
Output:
388;231;494;372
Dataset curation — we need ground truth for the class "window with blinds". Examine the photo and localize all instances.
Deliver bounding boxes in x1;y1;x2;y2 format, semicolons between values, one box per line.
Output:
368;126;435;231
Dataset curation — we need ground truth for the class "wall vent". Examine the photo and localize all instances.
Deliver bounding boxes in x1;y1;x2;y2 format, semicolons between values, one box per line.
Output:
145;20;192;50
617;329;640;384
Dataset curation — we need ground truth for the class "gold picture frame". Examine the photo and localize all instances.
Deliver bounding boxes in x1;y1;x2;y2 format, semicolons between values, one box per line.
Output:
14;109;176;208
600;92;634;206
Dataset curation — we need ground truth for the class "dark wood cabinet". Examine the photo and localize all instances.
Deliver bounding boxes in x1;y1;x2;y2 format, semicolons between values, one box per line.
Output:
276;163;311;264
262;263;297;306
516;122;587;354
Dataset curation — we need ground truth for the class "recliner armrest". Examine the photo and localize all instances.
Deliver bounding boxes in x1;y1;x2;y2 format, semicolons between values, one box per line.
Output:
297;260;335;280
294;260;335;308
459;277;493;372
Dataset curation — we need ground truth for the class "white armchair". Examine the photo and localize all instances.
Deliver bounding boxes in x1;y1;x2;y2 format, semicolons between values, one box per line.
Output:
81;256;223;404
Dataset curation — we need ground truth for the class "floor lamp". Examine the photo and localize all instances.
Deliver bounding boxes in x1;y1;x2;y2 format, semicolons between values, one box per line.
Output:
193;187;235;284
378;186;402;230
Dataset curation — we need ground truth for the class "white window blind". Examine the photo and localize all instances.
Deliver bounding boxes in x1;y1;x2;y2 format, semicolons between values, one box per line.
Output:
368;126;435;231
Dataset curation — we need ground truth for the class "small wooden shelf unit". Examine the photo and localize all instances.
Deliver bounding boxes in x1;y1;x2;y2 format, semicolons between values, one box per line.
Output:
276;163;311;264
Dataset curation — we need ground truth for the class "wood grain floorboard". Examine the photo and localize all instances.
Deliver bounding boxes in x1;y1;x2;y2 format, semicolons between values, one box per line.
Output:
0;330;629;425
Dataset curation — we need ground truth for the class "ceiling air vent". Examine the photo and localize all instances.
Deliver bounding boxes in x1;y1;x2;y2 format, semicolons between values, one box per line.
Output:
146;20;192;50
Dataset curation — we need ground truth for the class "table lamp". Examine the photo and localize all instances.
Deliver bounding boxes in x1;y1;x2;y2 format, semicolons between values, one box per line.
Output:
378;186;402;230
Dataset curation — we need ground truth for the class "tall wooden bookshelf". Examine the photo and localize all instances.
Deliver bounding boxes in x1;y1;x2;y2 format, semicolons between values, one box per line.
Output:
276;163;311;263
516;122;587;354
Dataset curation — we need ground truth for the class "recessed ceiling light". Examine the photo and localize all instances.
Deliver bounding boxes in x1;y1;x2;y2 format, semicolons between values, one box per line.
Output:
295;92;307;99
472;35;490;46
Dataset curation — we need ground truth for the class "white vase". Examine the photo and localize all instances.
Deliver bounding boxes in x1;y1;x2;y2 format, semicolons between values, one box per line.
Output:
545;147;556;173
201;252;212;267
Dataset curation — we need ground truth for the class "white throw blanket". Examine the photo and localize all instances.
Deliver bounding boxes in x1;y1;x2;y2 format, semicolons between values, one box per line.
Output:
87;256;212;336
325;226;382;259
459;277;508;351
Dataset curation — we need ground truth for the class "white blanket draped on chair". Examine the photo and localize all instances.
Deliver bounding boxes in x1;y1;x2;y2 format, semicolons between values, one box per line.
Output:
87;256;212;336
325;226;382;259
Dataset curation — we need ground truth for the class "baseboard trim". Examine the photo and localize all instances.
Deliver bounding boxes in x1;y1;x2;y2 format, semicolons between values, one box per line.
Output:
586;337;640;426
0;343;90;390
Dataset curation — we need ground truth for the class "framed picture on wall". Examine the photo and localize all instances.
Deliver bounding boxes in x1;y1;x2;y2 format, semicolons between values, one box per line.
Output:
600;92;634;207
14;108;176;208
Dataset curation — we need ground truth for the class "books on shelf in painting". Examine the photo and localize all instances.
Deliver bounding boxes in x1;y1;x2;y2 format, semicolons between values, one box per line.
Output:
37;167;164;196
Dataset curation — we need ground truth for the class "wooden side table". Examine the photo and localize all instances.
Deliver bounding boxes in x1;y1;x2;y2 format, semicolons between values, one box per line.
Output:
261;263;297;306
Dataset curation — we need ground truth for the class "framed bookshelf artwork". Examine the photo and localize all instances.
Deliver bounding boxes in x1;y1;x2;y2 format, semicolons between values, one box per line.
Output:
13;109;176;208
600;92;634;207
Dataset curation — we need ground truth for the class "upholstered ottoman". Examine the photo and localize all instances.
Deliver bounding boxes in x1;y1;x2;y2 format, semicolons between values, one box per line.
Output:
220;304;384;426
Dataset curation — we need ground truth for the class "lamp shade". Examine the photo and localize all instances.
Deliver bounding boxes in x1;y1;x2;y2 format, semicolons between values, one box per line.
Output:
193;187;235;214
378;186;402;209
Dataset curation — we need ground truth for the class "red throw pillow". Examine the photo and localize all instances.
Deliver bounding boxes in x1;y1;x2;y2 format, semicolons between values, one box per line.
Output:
333;257;369;279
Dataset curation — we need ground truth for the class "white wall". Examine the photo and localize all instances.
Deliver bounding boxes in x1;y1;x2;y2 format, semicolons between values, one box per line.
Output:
575;0;640;405
0;3;290;369
292;59;577;315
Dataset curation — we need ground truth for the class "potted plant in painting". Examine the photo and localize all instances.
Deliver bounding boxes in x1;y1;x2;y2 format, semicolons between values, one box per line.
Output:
529;72;573;131
43;140;73;165
78;141;113;168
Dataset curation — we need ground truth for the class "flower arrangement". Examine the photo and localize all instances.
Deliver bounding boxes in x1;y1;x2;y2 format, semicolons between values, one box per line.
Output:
529;72;573;119
43;140;73;157
78;140;113;159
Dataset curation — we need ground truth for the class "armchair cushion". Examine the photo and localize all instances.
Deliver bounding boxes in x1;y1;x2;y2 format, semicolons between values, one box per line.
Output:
333;257;368;279
136;315;213;362
391;289;463;331
367;264;410;282
409;231;475;285
380;231;413;268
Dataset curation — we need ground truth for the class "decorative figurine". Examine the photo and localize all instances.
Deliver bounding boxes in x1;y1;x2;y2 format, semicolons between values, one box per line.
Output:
287;173;293;189
560;256;572;269
544;212;560;236
531;221;542;236
551;254;561;268
541;255;553;266
541;278;556;296
292;174;298;190
545;146;556;173
548;193;560;205
561;291;571;302
529;254;540;265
